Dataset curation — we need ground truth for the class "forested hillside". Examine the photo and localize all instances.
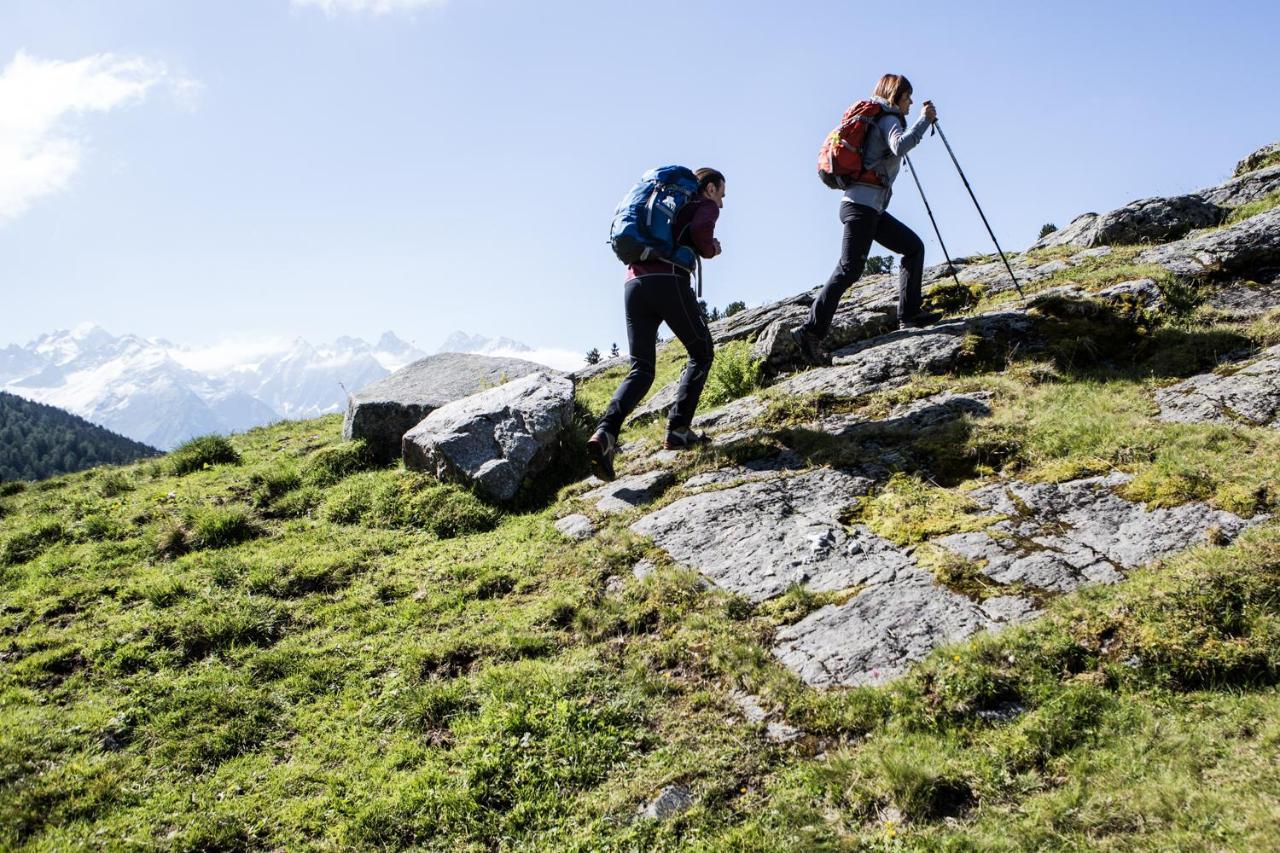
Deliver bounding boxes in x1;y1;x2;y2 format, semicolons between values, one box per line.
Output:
0;392;159;482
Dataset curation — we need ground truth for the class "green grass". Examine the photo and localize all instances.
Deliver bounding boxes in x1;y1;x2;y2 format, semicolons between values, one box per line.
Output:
1224;190;1280;225
3;301;1280;850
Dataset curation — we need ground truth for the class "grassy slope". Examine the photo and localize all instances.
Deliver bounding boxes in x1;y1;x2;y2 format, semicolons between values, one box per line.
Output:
3;251;1280;849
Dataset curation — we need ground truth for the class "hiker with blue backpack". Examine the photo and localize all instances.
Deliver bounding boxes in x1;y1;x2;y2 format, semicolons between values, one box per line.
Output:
791;74;940;366
588;166;725;481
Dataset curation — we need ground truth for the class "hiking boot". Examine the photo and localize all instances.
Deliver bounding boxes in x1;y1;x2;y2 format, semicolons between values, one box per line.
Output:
586;429;618;481
664;427;710;450
789;326;828;367
898;309;943;330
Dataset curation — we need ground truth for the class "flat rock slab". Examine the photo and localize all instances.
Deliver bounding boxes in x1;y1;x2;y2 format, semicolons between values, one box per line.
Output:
814;391;993;439
773;570;1004;688
403;371;574;503
581;470;674;514
1155;344;1280;428
1208;280;1280;318
344;352;548;462
934;472;1263;592
632;468;913;603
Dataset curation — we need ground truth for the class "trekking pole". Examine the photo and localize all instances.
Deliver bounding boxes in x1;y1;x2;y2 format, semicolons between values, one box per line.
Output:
903;154;964;292
932;122;1024;298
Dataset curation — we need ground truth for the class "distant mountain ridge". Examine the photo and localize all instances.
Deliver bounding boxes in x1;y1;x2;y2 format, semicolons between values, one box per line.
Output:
0;327;549;451
0;391;158;481
0;325;431;450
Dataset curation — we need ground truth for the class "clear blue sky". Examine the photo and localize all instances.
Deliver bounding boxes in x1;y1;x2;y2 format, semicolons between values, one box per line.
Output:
3;0;1278;356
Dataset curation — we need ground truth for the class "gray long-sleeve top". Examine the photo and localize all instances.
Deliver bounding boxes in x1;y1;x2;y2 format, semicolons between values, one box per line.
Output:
842;96;932;213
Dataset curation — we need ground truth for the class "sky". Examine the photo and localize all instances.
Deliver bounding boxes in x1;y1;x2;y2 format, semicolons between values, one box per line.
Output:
2;0;1279;361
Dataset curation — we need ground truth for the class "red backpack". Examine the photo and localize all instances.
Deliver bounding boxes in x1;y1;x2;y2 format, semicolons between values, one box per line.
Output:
817;100;897;190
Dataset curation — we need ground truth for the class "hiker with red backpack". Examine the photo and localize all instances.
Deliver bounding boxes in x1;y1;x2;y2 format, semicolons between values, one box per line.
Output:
791;74;940;366
588;167;726;481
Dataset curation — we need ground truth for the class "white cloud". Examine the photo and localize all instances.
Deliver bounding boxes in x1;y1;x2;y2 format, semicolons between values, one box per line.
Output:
168;337;295;374
291;0;446;15
0;51;192;222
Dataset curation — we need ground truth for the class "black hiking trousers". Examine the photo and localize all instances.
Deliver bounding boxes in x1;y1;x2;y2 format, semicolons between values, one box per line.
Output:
597;273;714;437
802;202;925;339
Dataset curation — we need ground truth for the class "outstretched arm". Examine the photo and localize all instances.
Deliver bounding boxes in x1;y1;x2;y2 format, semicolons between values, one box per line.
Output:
884;104;935;158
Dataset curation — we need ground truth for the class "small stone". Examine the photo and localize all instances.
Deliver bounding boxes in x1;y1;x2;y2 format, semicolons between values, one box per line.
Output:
766;721;803;743
639;785;694;820
632;559;657;580
554;513;595;541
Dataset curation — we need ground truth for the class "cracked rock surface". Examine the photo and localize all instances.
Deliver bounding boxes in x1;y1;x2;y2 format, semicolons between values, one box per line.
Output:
934;473;1263;592
1155;345;1280;428
630;468;896;603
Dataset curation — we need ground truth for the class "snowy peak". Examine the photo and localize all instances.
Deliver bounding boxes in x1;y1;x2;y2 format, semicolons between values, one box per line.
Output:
437;330;533;355
2;328;429;450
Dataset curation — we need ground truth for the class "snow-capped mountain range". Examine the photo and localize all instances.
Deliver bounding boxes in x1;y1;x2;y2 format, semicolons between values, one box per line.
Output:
0;325;567;450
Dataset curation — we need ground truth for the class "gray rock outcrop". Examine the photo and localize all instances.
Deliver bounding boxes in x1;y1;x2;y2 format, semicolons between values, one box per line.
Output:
1155;344;1280;428
1199;165;1280;208
344;352;548;462
773;571;1000;687
1137;205;1280;278
933;473;1263;592
1233;142;1280;177
1088;195;1224;246
1028;196;1223;250
631;469;899;603
402;371;574;503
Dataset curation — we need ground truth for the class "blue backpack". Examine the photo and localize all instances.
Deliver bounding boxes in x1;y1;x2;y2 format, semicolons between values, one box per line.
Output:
609;166;700;272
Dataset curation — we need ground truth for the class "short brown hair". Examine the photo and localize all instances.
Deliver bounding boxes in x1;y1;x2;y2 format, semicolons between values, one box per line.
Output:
695;167;725;193
873;74;913;105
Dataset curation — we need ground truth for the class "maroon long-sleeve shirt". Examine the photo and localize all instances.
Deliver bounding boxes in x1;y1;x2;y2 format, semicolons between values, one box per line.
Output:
625;197;720;280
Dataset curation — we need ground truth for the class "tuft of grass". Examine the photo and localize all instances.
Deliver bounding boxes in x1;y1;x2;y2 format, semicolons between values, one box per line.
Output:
185;505;261;550
302;439;377;486
167;435;240;476
924;278;986;314
1223;190;1280;225
1;519;66;566
702;339;764;408
96;470;134;498
322;470;500;537
844;473;1000;546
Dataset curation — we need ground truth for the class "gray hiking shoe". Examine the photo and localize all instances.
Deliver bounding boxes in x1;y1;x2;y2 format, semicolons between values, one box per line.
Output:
664;428;710;450
789;326;828;367
587;429;618;481
898;310;943;330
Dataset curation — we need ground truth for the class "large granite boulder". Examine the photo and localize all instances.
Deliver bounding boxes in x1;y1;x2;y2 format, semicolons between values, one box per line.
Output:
1028;196;1223;250
1155;344;1280;428
402;371;574;503
1088;195;1224;246
343;353;547;462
